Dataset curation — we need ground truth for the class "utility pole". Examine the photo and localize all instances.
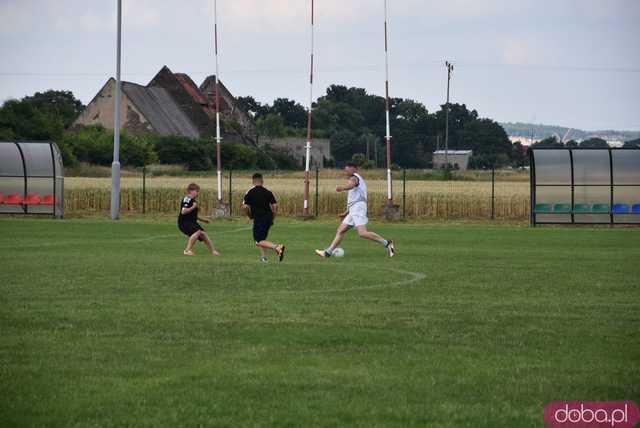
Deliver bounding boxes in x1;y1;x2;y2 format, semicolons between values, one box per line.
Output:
110;0;122;220
444;61;454;170
213;0;223;206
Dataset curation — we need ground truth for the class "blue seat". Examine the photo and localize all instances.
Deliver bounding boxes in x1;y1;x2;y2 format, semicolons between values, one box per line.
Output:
612;204;630;214
632;204;640;214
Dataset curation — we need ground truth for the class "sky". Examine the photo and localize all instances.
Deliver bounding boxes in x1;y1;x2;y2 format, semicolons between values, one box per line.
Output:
1;0;639;131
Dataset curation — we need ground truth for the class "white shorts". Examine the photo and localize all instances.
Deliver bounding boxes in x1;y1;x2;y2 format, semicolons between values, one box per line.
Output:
342;202;368;227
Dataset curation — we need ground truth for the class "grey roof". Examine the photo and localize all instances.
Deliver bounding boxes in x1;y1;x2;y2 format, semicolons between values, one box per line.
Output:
122;82;200;139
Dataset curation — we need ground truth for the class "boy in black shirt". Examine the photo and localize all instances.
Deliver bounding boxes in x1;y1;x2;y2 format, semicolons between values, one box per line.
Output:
178;183;220;257
242;173;286;263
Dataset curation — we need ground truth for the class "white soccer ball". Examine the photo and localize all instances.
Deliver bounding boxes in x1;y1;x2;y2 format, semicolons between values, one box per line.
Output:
332;247;345;258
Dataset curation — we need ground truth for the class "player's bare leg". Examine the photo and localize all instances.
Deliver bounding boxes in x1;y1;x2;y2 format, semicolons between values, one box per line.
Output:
316;223;351;257
200;232;221;256
184;230;202;255
356;225;396;257
256;240;286;262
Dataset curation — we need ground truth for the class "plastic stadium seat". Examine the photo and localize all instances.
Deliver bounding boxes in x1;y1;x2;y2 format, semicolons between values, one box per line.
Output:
633;204;640;214
573;203;591;213
592;203;610;214
41;194;55;206
612;204;630;214
23;194;41;205
0;193;4;204
553;203;572;213
5;194;23;205
535;203;552;213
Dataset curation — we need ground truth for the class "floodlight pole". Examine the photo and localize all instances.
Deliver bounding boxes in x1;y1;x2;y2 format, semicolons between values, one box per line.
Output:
444;61;454;170
110;0;122;220
384;0;393;207
214;0;223;204
303;0;315;216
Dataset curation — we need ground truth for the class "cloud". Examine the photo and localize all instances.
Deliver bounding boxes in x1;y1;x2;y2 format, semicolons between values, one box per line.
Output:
502;39;532;65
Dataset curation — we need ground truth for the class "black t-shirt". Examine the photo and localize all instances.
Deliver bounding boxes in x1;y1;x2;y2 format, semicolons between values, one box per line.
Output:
243;186;276;221
178;196;198;224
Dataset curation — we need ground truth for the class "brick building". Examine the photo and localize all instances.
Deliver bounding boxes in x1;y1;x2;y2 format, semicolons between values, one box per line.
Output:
73;66;254;140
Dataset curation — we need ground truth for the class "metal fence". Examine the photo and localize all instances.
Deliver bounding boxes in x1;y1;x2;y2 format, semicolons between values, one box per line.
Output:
63;168;530;221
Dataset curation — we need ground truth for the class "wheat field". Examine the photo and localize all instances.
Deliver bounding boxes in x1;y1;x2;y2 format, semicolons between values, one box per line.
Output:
64;172;530;220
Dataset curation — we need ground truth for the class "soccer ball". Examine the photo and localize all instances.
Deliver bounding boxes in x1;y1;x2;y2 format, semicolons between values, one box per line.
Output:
332;247;345;257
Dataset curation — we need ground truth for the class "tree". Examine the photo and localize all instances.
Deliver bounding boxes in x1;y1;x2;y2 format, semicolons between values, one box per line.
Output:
256;114;286;139
532;136;563;148
271;98;307;128
579;138;608;148
0;90;84;141
623;138;640;148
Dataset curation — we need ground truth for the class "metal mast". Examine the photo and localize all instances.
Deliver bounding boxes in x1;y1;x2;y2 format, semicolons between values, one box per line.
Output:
303;0;315;216
214;0;223;203
445;61;454;170
110;0;122;220
383;0;393;207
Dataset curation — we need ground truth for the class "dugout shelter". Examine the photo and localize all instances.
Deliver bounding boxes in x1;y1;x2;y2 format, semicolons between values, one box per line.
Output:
529;147;640;226
0;141;64;218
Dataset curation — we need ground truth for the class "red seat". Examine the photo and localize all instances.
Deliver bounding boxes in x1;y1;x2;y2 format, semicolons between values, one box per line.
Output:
41;194;55;206
0;193;4;204
6;194;24;205
24;194;41;205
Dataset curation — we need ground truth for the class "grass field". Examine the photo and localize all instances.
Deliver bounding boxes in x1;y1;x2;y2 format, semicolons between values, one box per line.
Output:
1;218;639;427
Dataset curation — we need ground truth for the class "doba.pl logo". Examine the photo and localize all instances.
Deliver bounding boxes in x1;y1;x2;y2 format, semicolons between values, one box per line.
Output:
544;401;640;428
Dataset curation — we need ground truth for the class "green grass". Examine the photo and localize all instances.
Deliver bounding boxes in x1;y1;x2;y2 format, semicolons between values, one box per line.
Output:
0;218;639;427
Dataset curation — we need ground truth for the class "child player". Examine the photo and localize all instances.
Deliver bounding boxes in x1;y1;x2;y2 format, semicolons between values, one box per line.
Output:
242;173;286;263
178;183;220;257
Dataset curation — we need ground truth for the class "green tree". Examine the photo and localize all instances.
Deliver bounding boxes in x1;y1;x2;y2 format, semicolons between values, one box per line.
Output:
579;138;608;148
256;114;286;139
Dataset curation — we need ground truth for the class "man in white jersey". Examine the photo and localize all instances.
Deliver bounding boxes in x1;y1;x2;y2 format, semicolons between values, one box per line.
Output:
315;162;396;258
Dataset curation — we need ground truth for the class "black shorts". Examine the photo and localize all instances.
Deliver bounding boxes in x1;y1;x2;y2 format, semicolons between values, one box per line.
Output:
179;221;204;241
253;218;273;243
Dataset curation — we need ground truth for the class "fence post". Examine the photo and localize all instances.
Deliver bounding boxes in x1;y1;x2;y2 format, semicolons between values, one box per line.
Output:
491;165;495;220
142;165;146;215
229;168;233;216
315;166;319;218
402;169;406;219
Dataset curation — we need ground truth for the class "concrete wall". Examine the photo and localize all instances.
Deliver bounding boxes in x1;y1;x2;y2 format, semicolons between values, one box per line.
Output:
263;137;331;168
72;78;154;135
433;153;471;170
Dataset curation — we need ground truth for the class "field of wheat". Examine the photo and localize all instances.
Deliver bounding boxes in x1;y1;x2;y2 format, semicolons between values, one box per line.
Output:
64;170;530;220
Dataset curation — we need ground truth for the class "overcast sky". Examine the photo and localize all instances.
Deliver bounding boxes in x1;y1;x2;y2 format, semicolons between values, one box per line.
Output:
1;0;639;131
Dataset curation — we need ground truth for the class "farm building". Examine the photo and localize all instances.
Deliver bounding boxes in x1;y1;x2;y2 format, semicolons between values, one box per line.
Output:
432;150;473;170
73;66;255;141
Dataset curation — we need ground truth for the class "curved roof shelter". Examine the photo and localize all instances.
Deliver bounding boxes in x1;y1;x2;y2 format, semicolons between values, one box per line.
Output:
530;147;640;225
0;141;64;218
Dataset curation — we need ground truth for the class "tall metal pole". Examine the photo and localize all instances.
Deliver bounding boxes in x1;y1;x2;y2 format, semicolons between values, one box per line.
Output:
303;0;315;216
384;0;393;207
444;61;454;171
214;0;223;204
110;0;122;220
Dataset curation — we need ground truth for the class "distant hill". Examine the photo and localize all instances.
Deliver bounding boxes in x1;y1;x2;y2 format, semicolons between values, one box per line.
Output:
500;122;640;142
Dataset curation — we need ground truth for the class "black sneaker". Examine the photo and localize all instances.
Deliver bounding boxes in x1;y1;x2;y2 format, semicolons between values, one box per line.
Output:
386;240;396;257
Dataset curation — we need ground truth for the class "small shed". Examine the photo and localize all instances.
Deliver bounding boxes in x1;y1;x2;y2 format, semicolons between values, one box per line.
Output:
432;150;472;170
0;141;64;218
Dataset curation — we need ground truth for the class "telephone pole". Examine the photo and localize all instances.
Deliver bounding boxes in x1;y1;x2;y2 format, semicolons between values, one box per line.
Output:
444;61;454;170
